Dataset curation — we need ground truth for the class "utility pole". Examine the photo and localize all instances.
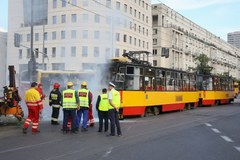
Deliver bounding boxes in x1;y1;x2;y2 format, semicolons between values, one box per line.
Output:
28;0;37;82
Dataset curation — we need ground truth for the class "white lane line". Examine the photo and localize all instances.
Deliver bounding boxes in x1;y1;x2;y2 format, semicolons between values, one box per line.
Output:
221;136;234;143
211;128;221;134
103;147;113;158
0;139;61;154
205;123;212;127
234;146;240;152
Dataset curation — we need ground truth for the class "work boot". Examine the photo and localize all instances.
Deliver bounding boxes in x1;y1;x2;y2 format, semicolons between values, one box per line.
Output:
22;128;27;134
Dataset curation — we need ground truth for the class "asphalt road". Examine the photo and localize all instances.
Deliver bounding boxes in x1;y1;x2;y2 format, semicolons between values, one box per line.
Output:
1;102;240;160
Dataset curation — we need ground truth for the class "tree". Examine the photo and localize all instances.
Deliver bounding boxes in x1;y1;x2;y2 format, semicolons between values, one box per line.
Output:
192;54;213;75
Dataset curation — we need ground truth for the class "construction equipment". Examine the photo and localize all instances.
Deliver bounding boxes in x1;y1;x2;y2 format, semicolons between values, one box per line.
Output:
0;66;24;124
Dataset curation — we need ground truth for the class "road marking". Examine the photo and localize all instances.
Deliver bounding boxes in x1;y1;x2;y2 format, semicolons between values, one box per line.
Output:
221;136;233;142
211;128;221;133
205;123;212;127
103;147;113;158
0;139;61;154
234;146;240;152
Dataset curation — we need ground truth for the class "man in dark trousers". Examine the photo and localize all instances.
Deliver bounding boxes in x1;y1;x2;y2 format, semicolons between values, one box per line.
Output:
96;88;109;132
49;83;62;125
107;82;122;137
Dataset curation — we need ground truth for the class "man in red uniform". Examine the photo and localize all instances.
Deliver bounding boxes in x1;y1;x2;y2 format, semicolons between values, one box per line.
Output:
23;82;43;134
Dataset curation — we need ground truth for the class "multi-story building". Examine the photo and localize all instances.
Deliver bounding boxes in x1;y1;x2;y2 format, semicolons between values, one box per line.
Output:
0;31;7;93
152;3;240;79
8;0;152;84
228;31;240;49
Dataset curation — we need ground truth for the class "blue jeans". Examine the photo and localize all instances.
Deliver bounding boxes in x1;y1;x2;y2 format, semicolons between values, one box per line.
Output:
63;109;77;131
76;108;89;129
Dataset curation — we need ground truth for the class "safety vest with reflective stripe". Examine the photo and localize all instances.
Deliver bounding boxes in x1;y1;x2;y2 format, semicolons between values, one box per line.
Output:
78;89;89;108
99;93;110;111
62;89;77;109
25;88;43;109
109;89;121;109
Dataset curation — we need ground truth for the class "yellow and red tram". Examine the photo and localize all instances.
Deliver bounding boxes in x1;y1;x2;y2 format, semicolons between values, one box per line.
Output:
108;57;235;117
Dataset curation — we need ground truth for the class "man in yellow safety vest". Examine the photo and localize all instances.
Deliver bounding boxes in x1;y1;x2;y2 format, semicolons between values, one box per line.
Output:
107;82;122;137
96;88;109;132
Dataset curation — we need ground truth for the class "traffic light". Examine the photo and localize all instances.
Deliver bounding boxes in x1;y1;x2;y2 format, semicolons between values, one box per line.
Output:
14;33;20;47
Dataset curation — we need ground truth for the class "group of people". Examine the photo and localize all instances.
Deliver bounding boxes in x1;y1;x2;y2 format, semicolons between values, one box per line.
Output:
22;81;122;137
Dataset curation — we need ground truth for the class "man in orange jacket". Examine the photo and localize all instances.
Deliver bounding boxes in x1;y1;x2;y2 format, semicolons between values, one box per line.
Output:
23;82;43;134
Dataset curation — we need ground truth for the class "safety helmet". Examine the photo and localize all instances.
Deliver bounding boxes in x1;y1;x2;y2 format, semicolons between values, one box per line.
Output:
67;81;73;86
38;83;43;87
53;83;60;89
81;81;87;86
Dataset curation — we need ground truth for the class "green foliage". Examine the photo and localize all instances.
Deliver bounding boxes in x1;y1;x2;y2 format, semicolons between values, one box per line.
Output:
193;54;213;75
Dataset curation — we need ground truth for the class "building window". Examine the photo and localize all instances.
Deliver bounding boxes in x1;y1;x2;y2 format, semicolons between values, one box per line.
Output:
53;0;57;8
153;60;157;66
52;31;56;40
94;47;99;57
116;33;120;41
129;36;132;44
52;16;57;24
139;39;141;47
139;0;141;5
61;30;66;39
27;48;30;58
147;42;149;49
146;29;148;36
52;63;65;70
134;9;136;17
71;46;76;57
19;49;22;59
35;48;39;58
82;46;88;57
116;1;120;10
124;4;127;12
94;14;100;23
146;16;148;23
82;30;88;39
153;38;157;45
72;0;77;5
115;48;120;57
62;0;66;7
143;41;145;48
134;24;136;31
35;33;39;41
142;14;144;21
52;47;56;57
82;14;88;23
44;48;47;57
94;31;100;39
71;14;77;23
82;0;88;6
106;0;111;8
71;30;77;39
134;38;136;46
61;14;66;23
27;34;30;42
143;27;145;35
19;34;23;42
138;11;141;19
123;34;127;42
105;48;110;60
44;32;48;41
153;49;157;55
61;47;65;57
130;7;132;15
153;29;157;35
139;26;141;33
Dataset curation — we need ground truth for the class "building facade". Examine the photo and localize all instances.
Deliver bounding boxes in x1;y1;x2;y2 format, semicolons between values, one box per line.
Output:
152;3;240;79
0;31;7;93
228;31;240;49
8;0;152;84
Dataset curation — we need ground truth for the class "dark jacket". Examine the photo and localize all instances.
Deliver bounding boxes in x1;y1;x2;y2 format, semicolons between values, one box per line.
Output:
49;89;62;106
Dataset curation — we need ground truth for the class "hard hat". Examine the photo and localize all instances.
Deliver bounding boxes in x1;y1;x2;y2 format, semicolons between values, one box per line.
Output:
67;81;73;86
109;82;116;87
81;81;87;86
53;83;60;89
38;83;43;87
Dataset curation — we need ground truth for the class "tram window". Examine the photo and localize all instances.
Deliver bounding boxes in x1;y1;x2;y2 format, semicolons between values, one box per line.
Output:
189;75;196;91
119;67;125;73
115;73;125;82
126;66;134;75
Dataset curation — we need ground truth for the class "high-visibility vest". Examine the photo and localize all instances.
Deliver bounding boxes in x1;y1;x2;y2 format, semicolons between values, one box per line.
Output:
62;89;77;109
25;88;43;109
78;88;89;108
109;88;121;109
99;93;109;111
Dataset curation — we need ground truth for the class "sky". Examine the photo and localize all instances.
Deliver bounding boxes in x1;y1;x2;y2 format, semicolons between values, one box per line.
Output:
0;0;240;40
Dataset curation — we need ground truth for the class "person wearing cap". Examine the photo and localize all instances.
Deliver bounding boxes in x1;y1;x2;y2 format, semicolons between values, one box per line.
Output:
22;82;43;134
107;82;122;136
76;81;92;132
62;81;80;134
96;88;109;132
49;83;62;125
